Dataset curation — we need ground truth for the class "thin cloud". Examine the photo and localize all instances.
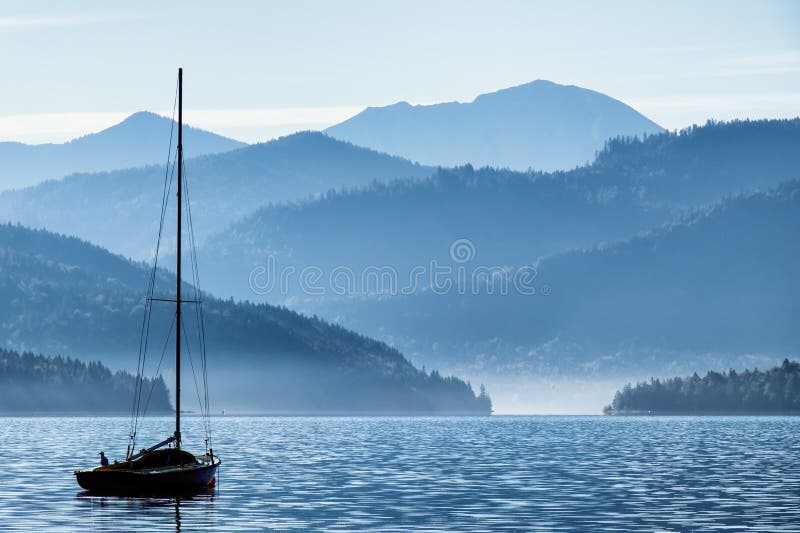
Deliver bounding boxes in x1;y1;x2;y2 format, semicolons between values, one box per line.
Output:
0;111;130;144
0;13;128;32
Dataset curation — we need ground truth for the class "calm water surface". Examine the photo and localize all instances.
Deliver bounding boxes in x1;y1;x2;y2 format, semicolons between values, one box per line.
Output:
0;416;798;532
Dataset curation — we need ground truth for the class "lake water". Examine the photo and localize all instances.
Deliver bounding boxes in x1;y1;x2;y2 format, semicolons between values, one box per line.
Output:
0;416;798;532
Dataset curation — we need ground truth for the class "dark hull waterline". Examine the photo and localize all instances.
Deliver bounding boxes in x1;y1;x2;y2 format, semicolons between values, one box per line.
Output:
75;462;218;496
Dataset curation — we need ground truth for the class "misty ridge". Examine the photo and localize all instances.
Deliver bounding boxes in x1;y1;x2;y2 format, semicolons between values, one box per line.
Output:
313;180;799;379
0;224;491;414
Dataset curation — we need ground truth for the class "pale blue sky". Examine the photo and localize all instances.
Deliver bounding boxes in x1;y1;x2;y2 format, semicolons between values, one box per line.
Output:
1;0;798;143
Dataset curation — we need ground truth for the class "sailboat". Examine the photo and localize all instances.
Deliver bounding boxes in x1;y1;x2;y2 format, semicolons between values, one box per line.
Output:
75;68;220;495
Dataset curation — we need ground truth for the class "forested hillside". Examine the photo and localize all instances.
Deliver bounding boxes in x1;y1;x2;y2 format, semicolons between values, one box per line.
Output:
594;118;800;206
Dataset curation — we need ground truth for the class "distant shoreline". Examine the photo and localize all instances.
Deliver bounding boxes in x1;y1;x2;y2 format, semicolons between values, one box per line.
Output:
605;410;800;416
3;411;800;418
0;411;172;417
0;410;493;417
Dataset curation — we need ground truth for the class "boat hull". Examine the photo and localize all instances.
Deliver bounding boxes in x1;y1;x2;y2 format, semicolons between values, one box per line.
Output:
75;462;218;496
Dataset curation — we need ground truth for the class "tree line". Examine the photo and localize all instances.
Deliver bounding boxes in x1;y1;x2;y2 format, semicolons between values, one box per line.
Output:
0;348;171;413
605;359;800;414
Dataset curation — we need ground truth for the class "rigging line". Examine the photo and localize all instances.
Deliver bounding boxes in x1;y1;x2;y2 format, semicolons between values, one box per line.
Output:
183;176;204;347
193;228;211;436
132;148;178;440
188;222;210;440
180;295;211;441
182;268;211;437
184;172;209;395
130;76;179;441
199;300;210;433
140;311;178;422
182;163;202;305
182;163;212;438
146;79;179;307
130;157;176;442
181;312;211;439
132;149;178;438
139;146;178;360
148;141;179;287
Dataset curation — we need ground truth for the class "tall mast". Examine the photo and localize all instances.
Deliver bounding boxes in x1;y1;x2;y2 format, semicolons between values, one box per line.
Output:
175;67;182;449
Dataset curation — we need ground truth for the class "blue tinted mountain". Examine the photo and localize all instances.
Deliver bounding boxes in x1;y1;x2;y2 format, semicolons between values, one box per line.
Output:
326;80;664;170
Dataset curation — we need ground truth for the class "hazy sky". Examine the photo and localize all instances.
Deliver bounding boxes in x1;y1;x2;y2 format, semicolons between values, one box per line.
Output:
1;0;798;143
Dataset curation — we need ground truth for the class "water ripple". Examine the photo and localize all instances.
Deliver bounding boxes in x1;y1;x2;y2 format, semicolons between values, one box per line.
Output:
0;416;798;531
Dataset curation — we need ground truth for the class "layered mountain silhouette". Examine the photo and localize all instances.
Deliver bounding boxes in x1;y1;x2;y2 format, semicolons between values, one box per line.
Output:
0;111;245;191
326;80;664;170
0;132;431;260
0;223;490;414
195;119;800;306
2;85;797;412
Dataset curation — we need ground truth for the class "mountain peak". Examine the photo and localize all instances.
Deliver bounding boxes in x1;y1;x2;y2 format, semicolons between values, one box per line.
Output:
473;79;613;105
0;111;247;191
87;110;243;146
118;110;170;124
125;110;165;120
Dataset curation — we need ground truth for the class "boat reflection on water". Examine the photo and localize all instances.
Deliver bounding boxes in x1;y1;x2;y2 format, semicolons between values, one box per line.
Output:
76;488;216;533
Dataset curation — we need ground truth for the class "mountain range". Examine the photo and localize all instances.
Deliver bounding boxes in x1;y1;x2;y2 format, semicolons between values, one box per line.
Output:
326;80;665;171
0;111;245;191
1;77;797;413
